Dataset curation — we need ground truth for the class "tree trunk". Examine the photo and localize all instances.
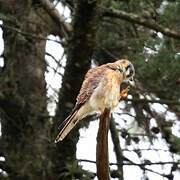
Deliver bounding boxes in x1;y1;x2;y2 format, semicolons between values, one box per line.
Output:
0;1;50;179
53;0;102;178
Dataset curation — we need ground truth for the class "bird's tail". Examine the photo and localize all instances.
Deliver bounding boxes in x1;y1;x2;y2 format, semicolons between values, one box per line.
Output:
55;109;79;143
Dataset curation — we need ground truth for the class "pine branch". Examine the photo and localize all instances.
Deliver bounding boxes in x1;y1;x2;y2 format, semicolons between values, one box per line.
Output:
102;8;180;39
0;161;11;174
0;13;16;23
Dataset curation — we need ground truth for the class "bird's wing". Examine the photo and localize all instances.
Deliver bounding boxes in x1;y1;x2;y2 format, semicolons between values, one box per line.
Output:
76;66;106;106
55;107;80;142
55;66;106;142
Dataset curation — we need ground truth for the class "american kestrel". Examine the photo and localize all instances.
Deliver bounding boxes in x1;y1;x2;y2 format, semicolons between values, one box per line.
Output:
55;59;135;143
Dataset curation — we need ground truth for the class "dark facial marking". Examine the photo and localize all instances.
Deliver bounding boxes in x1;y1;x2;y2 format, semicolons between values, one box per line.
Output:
126;64;135;78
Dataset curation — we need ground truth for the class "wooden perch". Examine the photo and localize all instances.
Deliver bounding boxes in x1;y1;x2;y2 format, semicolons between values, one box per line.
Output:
96;86;130;179
96;108;111;180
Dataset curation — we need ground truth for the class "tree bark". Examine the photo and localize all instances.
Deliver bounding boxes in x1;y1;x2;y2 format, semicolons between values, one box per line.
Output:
53;0;102;178
0;1;51;179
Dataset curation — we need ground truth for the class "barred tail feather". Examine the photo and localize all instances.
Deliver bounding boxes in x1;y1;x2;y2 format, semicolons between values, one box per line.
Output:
55;110;79;143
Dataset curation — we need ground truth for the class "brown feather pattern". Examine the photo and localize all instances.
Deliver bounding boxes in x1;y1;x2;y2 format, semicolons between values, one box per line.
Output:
76;65;107;106
55;59;135;142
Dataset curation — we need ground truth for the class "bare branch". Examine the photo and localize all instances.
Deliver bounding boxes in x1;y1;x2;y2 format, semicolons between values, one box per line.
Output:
102;8;180;39
0;23;62;44
46;52;64;69
78;159;180;166
122;148;170;152
79;158;179;178
110;116;124;180
39;0;72;39
125;98;180;105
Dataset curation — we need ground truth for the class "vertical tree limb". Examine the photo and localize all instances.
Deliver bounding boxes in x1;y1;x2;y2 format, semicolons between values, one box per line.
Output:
110;117;124;180
96;108;111;180
54;0;102;177
0;1;50;178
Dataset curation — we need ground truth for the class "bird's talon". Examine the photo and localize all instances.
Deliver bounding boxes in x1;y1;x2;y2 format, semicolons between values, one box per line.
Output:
120;86;130;98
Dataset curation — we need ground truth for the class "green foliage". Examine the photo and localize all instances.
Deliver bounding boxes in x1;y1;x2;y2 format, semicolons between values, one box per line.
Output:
96;0;180;103
169;135;180;154
1;0;180;179
59;161;93;179
94;0;180;160
161;1;180;29
137;51;180;100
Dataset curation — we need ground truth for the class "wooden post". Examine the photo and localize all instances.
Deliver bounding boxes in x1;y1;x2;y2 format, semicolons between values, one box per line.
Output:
96;108;111;180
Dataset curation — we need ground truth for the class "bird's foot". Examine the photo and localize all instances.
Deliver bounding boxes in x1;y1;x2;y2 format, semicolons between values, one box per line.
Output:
120;86;130;98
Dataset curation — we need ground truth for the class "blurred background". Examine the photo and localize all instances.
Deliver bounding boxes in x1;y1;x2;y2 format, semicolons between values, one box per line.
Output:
0;0;180;179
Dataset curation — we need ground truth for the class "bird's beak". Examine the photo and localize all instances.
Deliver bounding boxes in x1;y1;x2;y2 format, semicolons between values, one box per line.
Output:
128;77;135;86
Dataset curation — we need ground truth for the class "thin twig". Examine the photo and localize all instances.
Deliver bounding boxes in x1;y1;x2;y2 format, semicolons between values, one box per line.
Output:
39;0;72;39
0;23;62;44
125;98;180;105
78;159;180;166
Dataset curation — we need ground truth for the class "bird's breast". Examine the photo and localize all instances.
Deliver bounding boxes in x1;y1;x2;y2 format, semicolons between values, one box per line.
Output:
104;75;120;109
89;71;121;112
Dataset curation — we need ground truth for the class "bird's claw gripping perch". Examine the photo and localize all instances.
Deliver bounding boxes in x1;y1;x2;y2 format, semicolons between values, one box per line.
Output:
120;86;130;98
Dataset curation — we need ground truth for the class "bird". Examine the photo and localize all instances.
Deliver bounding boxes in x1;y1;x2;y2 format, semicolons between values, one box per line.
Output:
55;59;135;143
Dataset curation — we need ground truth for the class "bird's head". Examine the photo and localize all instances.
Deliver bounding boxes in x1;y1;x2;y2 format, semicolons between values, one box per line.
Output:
114;59;135;82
